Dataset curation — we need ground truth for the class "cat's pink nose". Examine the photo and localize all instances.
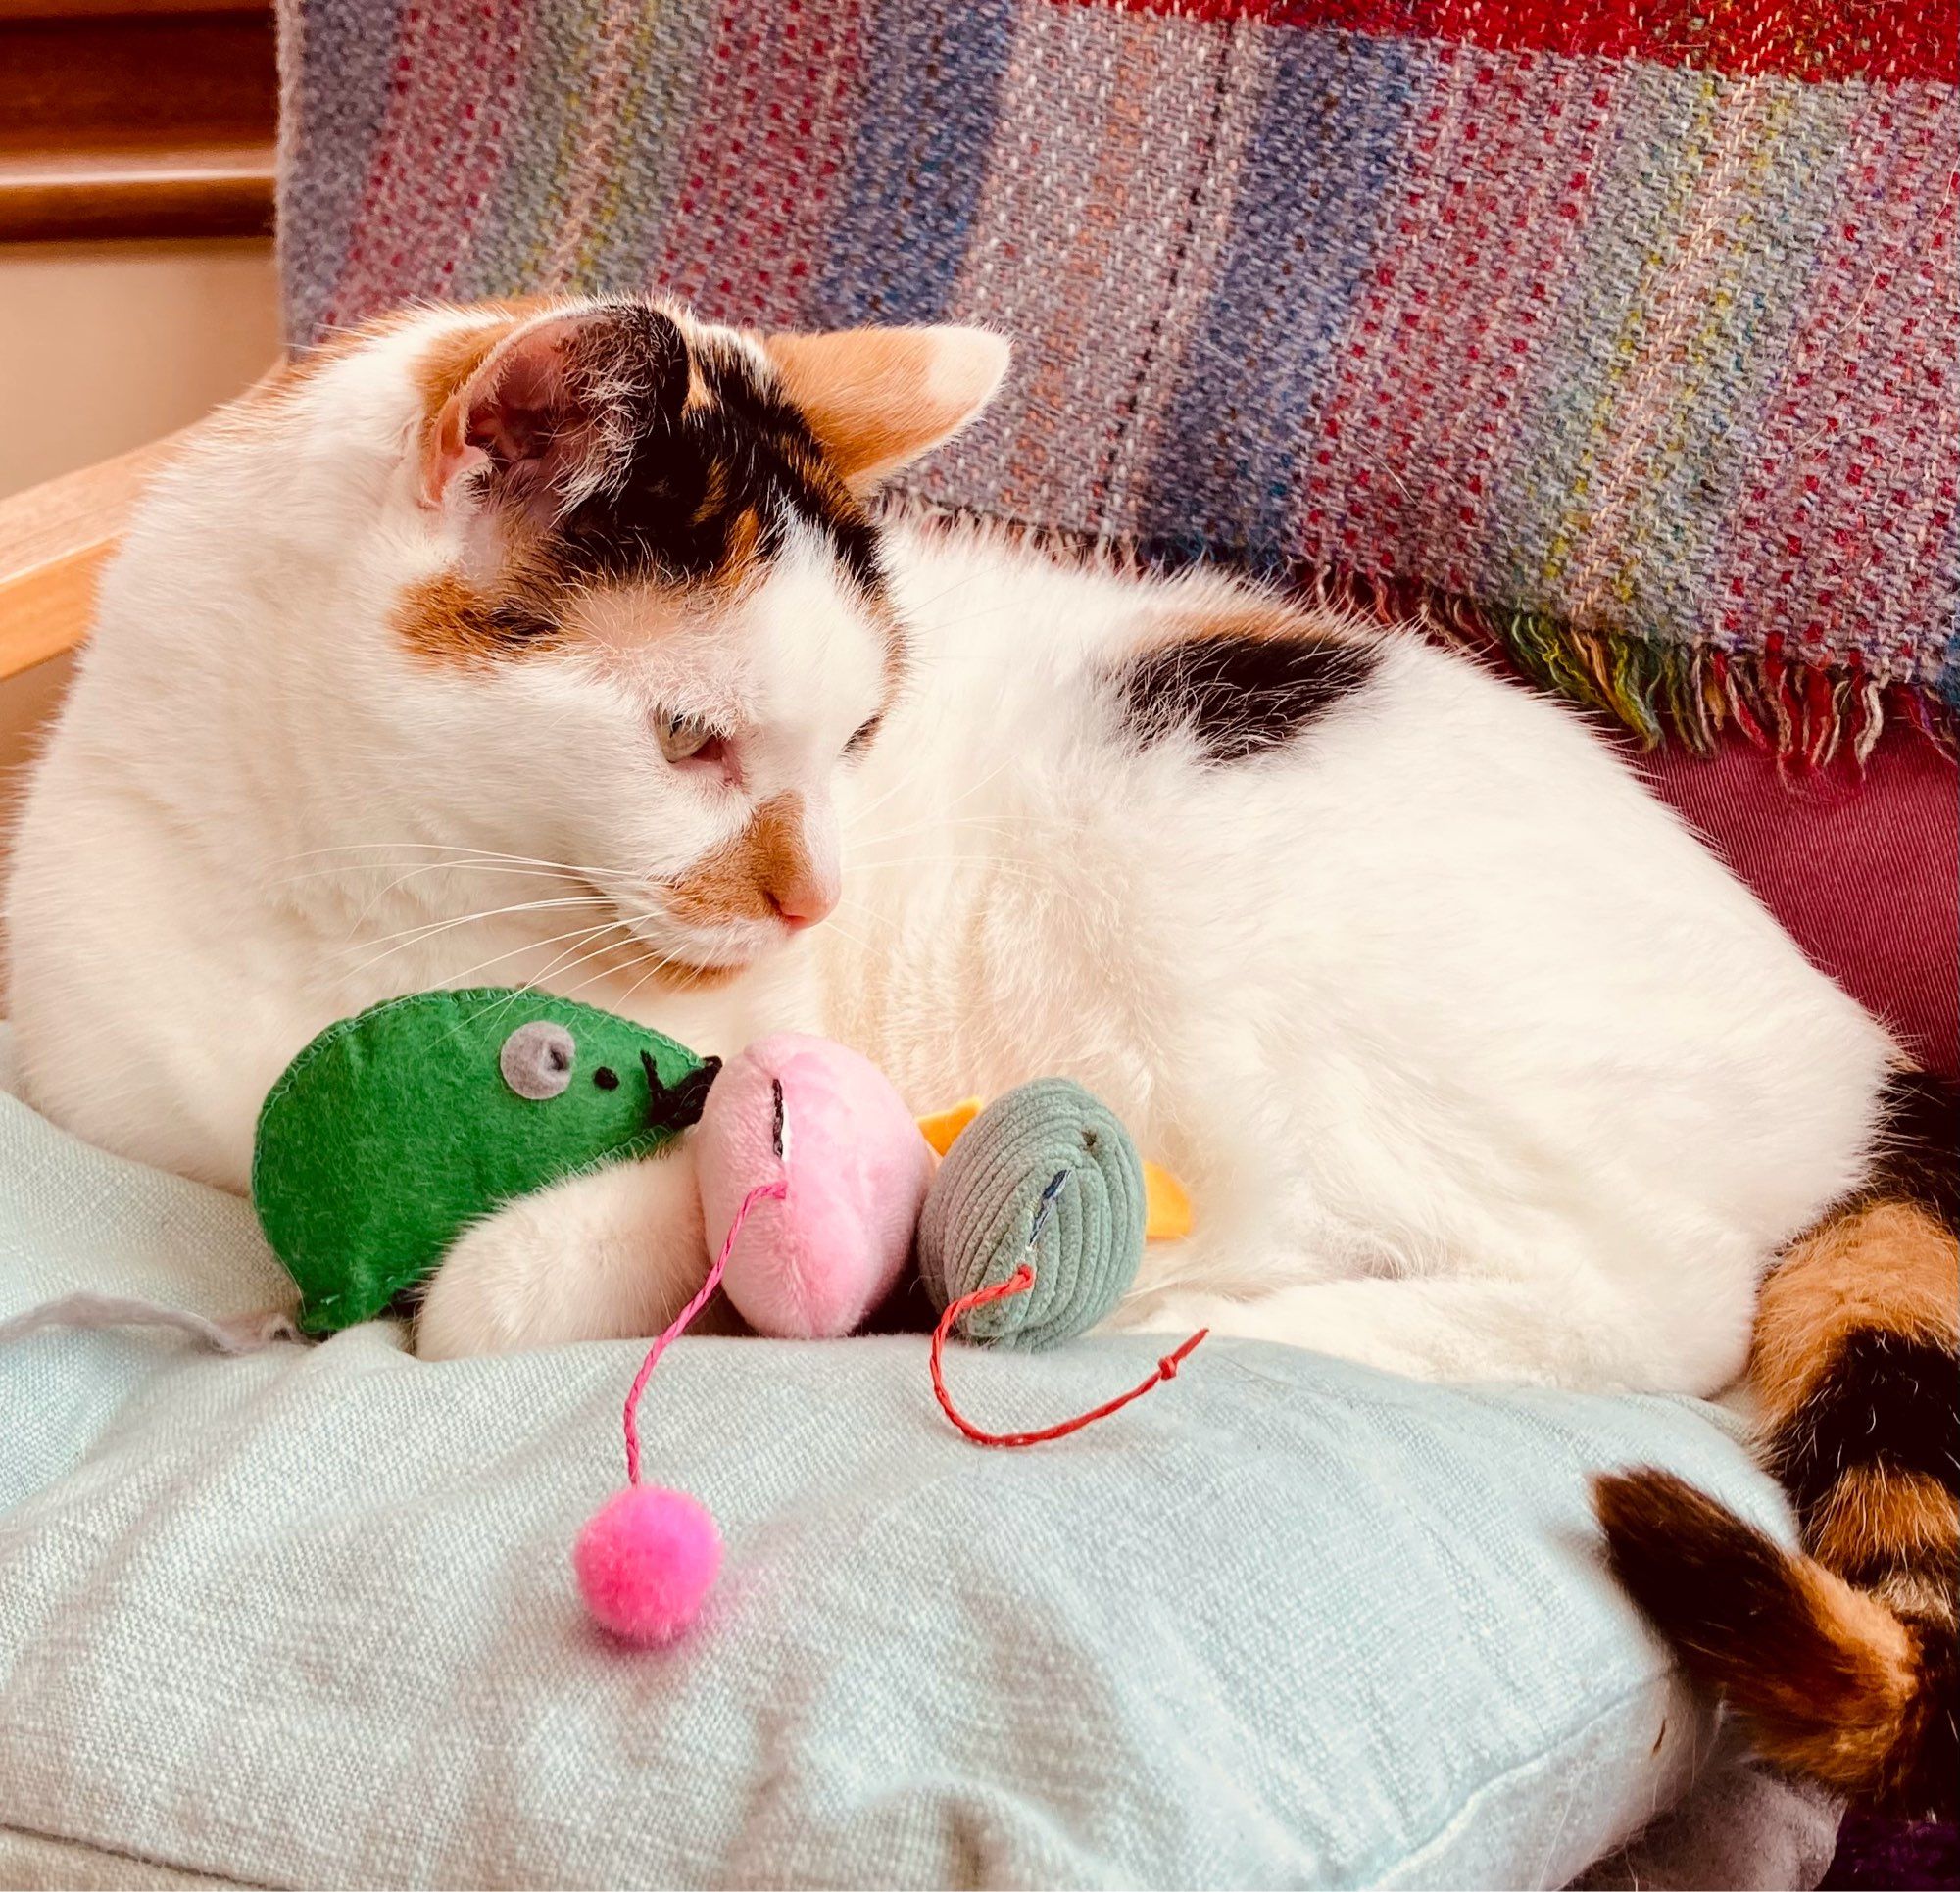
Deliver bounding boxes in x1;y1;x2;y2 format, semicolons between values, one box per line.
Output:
747;792;838;931
769;886;835;931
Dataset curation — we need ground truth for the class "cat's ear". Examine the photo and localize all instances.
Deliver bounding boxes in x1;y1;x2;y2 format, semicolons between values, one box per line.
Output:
762;324;1009;491
418;304;689;516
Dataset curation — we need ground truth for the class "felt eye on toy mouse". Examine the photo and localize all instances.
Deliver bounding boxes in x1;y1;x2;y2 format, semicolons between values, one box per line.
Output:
498;1017;707;1111
498;1020;574;1097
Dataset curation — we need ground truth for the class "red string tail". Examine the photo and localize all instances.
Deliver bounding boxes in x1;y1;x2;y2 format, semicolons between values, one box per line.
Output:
622;1177;786;1486
929;1264;1207;1448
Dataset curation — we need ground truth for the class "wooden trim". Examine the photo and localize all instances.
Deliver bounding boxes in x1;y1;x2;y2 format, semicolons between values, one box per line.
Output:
0;143;274;240
0;2;276;242
0;434;181;683
0;1;269;18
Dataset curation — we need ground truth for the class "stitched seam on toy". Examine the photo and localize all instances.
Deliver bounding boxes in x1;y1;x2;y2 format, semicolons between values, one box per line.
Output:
249;987;471;1212
251;987;671;1210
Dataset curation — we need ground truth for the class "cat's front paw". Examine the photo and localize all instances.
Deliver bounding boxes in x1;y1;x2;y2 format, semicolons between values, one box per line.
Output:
414;1193;578;1360
415;1151;710;1360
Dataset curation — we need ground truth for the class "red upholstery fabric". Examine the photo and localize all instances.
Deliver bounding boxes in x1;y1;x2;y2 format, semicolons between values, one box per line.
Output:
1640;736;1958;1078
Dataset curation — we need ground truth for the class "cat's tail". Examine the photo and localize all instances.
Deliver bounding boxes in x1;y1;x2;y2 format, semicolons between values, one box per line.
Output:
1594;1073;1959;1818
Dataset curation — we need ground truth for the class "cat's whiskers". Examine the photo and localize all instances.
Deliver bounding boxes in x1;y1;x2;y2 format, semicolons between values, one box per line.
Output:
550;932;699;1006
517;917;643;992
846;852;1050;877
373;916;640;1007
604;934;706;1015
272;858;599;894
283;841;632;880
350;892;616;951
339;897;618;980
846;852;1099;924
345;859;609;937
460;922;652;1031
830;896;897;932
840;748;1017;854
841;762;923;834
815;912;874;955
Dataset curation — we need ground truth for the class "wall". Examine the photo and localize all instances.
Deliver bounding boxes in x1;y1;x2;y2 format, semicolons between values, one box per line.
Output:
0;237;282;498
0;236;279;817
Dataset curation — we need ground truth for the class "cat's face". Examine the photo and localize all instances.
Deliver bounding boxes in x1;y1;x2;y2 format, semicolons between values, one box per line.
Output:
363;297;1005;976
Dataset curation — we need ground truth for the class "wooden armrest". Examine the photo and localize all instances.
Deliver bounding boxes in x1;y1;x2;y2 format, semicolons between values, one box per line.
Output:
0;433;181;684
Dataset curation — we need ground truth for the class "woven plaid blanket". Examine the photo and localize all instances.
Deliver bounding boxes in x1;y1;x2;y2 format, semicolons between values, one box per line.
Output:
278;0;1957;757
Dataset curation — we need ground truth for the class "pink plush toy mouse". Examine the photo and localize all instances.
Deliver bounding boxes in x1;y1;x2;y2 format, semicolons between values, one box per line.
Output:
574;1033;934;1643
696;1032;934;1339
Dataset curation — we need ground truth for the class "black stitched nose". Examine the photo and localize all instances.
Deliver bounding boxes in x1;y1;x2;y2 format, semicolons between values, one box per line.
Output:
644;1051;721;1133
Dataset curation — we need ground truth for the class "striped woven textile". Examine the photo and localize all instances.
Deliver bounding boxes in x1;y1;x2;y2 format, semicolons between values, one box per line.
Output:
277;0;1958;757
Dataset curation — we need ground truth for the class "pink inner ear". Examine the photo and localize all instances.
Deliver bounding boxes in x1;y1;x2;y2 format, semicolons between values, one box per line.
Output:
465;339;576;486
420;315;594;510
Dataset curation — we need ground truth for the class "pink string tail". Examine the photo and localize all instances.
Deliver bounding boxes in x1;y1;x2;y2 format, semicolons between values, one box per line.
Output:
622;1177;786;1486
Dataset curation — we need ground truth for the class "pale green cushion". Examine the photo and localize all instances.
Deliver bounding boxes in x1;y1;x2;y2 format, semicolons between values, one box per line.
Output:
0;1035;1788;1888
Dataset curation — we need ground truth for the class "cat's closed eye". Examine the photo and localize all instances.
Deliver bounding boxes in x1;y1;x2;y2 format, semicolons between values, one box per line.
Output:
658;713;723;766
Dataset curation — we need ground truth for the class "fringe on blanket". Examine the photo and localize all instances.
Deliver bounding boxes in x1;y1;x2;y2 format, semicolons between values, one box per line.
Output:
1298;566;1959;770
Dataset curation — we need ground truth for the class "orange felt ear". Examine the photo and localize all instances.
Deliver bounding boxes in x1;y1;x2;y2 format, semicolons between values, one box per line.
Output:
915;1096;983;1158
763;325;1009;490
1142;1161;1194;1241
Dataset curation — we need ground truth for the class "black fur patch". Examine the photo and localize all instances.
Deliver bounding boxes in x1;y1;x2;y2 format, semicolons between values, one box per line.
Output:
1870;1071;1960;1228
532;307;885;598
1113;632;1379;763
1895;1611;1960;1819
1772;1330;1960;1519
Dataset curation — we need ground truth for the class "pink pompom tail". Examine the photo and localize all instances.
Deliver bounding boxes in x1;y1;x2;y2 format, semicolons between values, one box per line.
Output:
574;1178;785;1644
575;1485;722;1644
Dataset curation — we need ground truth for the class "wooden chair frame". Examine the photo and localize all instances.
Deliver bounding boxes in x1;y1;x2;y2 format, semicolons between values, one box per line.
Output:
0;435;178;688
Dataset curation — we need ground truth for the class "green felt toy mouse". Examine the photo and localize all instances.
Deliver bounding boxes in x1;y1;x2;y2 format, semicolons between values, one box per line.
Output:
252;988;717;1334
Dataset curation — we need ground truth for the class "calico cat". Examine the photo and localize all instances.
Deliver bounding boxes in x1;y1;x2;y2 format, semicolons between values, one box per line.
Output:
4;296;1950;1807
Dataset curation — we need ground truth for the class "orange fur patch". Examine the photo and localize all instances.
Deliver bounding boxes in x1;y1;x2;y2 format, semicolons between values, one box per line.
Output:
1753;1198;1960;1428
1595;1468;1920;1792
1807;1466;1960;1583
414;320;518;424
1151;601;1324;646
663;792;818;929
763;325;1005;490
394;573;489;667
721;506;763;578
1767;1561;1921;1781
392;571;556;668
